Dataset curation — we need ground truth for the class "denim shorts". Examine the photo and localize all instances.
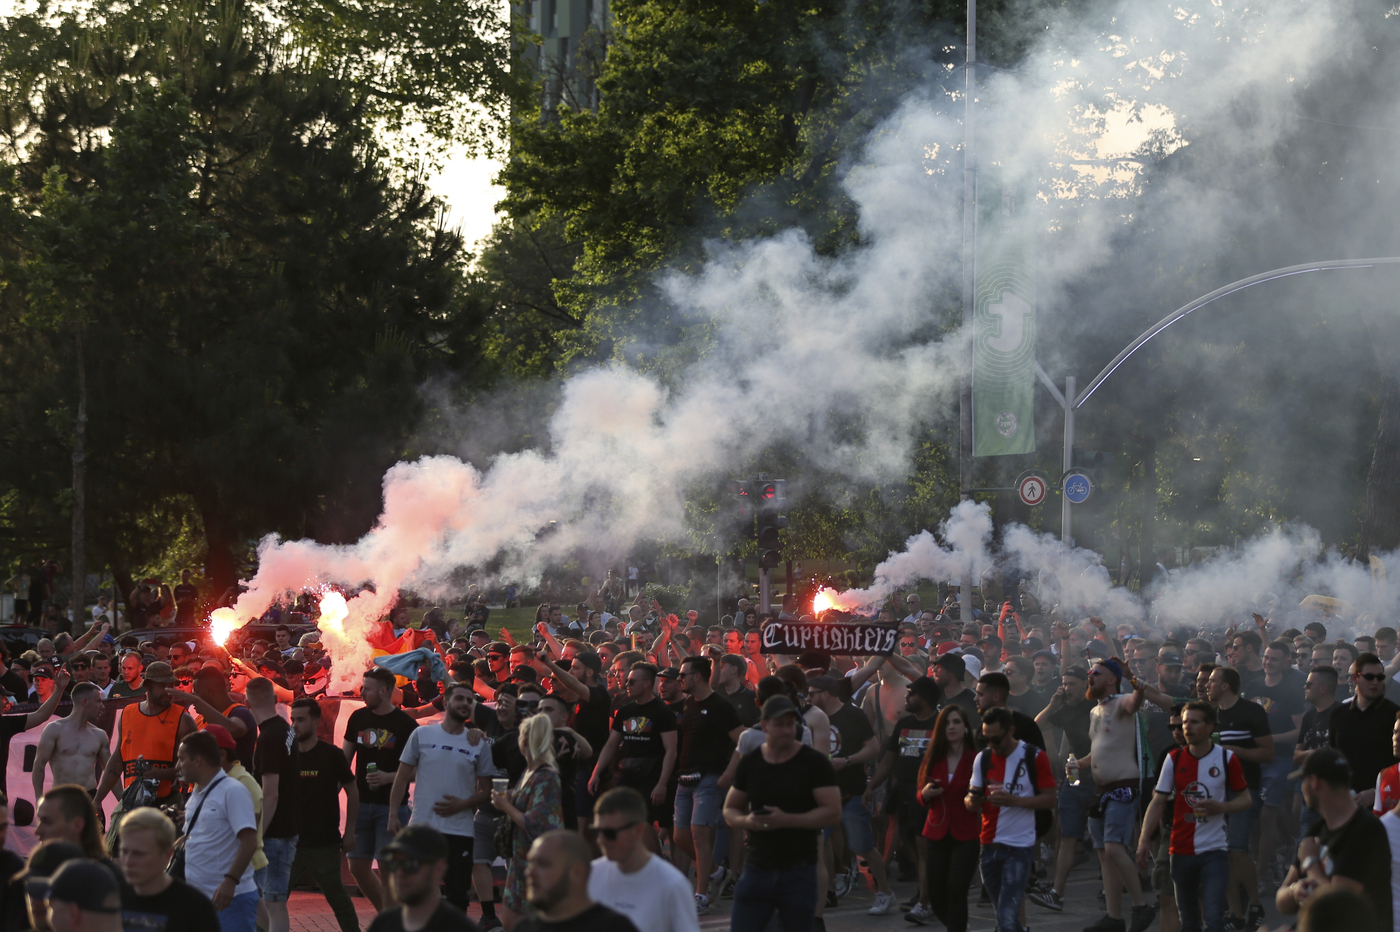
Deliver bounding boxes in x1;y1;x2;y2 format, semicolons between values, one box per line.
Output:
824;795;876;854
1226;790;1262;851
1058;782;1095;841
255;836;298;902
473;809;497;864
1088;797;1136;849
216;891;259;932
674;774;723;829
1259;757;1293;808
351;802;412;861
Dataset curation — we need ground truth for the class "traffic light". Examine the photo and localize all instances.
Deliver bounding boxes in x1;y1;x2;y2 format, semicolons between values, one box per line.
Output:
756;479;787;569
734;480;754;522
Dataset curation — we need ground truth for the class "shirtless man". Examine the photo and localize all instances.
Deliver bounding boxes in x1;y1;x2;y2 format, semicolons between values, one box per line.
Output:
1072;657;1173;932
33;682;109;798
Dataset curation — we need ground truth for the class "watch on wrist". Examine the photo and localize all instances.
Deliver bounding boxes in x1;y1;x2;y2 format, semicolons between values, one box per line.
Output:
1299;855;1318;875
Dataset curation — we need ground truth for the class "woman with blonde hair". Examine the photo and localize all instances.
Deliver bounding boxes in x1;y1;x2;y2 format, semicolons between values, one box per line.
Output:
491;710;563;930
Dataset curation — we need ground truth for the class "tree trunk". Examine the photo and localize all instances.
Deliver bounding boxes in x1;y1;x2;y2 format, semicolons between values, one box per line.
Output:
197;496;239;601
1361;278;1400;555
71;323;87;630
1139;437;1157;590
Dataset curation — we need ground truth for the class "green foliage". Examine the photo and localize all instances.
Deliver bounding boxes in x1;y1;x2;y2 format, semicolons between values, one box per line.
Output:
0;0;490;590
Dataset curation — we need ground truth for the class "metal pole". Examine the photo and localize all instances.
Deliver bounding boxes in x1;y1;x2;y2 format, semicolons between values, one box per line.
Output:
1061;376;1075;545
716;556;722;625
759;567;771;616
958;0;977;618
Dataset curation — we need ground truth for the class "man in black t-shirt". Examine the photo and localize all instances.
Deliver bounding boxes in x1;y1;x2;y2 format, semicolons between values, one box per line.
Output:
674;655;743;913
1206;665;1274;929
1329;652;1400;808
342;668;418;912
248;677;298;932
723;695;840;932
588;663;676;834
1032;666;1094;911
118;806;222;932
715;655;759;728
1277;748;1392;931
513;831;639;932
863;676;941;886
808;676;896;912
369;825;481;932
288;698;358;932
1296;666;1341;835
1243;639;1306;887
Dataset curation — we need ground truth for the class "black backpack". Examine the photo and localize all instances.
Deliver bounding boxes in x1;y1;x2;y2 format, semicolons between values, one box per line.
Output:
979;745;1054;838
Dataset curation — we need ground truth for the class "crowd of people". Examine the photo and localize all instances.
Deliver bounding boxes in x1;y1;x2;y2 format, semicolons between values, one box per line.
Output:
0;572;1396;932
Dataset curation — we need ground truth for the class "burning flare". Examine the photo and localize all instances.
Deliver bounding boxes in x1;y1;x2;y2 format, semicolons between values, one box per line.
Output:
812;589;835;615
317;591;348;632
210;608;239;647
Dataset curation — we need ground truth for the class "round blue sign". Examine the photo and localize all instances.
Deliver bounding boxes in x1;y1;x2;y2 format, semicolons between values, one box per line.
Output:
1064;472;1093;505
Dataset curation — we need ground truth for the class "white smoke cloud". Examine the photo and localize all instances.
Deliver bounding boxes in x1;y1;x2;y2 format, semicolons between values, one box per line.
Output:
228;0;1387;663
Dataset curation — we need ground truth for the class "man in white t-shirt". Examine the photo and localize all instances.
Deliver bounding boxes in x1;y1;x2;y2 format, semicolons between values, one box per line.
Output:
588;786;700;932
176;729;259;932
387;682;496;914
967;707;1055;932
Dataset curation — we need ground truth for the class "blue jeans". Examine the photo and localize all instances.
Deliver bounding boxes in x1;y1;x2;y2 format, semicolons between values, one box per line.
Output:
730;863;818;932
1171;849;1229;932
980;843;1033;932
216;891;258;932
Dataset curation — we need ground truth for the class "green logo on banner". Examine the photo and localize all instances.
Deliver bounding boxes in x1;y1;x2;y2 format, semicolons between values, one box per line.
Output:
973;189;1036;457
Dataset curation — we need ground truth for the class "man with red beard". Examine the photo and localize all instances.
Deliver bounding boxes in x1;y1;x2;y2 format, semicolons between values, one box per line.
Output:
1074;657;1174;932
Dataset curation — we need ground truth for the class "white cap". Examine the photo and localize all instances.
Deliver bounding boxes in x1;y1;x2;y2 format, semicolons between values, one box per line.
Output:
962;656;983;681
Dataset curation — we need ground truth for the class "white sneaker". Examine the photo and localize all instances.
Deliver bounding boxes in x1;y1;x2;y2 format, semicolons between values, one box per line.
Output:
695;894;711;916
869;892;897;916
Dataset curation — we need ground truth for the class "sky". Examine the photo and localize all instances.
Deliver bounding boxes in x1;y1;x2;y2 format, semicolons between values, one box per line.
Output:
429;151;505;251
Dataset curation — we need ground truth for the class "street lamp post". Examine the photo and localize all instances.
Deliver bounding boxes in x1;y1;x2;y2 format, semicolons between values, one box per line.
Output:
958;0;977;615
1040;256;1400;545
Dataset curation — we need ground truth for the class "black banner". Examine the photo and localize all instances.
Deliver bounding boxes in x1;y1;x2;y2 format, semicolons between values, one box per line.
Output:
760;621;898;656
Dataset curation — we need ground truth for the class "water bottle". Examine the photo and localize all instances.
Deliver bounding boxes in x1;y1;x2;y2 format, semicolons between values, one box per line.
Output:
1066;758;1081;787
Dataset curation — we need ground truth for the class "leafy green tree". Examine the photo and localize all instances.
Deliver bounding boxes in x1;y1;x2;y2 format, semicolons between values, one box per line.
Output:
0;2;486;595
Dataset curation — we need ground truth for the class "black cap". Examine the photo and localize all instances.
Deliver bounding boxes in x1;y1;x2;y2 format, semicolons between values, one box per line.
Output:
1288;747;1352;783
934;653;966;677
15;841;84;886
760;695;801;721
47;860;121;913
657;667;681;680
381;824;449;862
908;676;942;706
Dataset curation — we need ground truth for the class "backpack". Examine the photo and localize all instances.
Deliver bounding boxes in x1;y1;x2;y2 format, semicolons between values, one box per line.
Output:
979;744;1054;839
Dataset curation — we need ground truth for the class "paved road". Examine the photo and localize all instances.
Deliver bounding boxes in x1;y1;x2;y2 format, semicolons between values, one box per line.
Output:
286;855;1282;932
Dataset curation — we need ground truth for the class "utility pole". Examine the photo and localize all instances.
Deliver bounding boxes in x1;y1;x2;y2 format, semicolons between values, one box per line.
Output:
71;323;86;630
958;0;977;618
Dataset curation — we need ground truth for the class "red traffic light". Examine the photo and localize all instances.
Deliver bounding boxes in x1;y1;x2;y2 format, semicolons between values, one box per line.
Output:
759;483;777;500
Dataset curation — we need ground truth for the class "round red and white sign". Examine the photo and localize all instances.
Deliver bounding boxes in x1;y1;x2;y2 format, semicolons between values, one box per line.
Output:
1017;473;1048;507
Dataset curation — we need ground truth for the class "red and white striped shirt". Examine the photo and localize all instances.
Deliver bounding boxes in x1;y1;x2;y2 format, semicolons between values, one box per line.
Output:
969;741;1054;847
1374;763;1400;815
1155;745;1247;855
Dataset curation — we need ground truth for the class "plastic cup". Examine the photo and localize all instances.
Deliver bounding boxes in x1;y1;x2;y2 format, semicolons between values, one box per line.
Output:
493;778;509;795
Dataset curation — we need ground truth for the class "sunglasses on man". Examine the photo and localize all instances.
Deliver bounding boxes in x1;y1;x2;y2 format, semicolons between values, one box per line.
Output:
592;821;639;840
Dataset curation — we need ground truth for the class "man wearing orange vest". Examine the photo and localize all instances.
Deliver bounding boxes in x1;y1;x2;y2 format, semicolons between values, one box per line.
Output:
96;661;197;847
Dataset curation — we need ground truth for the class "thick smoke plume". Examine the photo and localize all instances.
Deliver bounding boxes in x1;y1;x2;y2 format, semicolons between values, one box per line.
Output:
228;0;1395;661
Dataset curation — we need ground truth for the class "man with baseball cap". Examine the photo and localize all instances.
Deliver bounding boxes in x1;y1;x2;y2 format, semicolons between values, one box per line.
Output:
16;840;84;932
368;825;474;932
932;653;980;725
94;661;197;848
805;675;896;914
31;856;123;932
1277;748;1391;929
863;676;942;896
722;696;840;932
